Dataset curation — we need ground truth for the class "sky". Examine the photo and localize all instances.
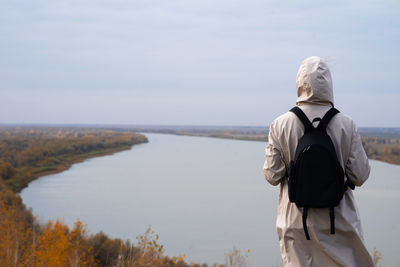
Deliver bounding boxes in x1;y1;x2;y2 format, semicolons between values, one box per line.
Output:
1;0;399;127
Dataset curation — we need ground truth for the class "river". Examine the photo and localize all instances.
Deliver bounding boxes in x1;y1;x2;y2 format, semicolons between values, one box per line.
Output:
20;133;400;266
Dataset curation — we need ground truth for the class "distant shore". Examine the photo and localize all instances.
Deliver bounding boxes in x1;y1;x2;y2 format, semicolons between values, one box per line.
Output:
0;127;148;192
132;128;400;166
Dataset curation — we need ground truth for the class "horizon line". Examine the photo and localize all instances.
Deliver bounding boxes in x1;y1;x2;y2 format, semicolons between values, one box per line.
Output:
0;123;399;129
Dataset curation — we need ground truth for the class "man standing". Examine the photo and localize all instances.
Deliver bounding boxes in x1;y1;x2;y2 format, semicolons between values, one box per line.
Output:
263;56;374;267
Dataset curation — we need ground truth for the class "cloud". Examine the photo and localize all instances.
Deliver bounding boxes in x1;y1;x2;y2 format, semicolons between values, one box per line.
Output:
0;0;399;126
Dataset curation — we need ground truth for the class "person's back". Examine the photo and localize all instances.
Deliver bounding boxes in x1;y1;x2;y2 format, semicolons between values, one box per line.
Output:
263;56;374;267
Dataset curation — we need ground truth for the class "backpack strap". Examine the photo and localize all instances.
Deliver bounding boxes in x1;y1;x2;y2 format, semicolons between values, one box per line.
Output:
290;107;313;132
302;207;311;240
317;108;340;131
329;207;335;235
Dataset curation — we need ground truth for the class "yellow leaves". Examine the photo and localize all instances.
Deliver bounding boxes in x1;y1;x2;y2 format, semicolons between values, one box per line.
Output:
28;219;96;267
34;220;71;267
0;188;194;267
225;247;250;267
0;191;31;266
372;248;382;265
132;225;166;266
0;191;96;267
172;254;186;264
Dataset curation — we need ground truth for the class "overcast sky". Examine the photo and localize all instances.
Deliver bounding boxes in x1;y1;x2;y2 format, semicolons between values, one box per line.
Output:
1;0;399;127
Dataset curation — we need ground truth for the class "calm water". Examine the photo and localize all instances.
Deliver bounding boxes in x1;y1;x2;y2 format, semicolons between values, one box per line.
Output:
20;133;400;266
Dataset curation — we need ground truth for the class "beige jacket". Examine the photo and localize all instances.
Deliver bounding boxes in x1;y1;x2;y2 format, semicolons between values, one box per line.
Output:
263;56;374;267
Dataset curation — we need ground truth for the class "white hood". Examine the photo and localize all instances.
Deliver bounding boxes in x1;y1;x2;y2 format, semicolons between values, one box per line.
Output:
296;56;334;107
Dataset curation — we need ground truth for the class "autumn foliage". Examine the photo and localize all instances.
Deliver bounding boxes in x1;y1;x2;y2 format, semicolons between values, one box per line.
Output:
0;188;92;266
0;127;233;267
0;187;201;267
0;127;148;192
0;127;195;267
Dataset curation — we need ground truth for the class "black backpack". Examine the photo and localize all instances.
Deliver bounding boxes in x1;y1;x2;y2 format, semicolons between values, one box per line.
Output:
287;106;354;240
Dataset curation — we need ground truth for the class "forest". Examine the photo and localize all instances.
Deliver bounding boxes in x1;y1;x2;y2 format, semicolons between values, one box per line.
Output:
0;127;147;192
0;181;210;267
0;127;221;267
362;136;400;165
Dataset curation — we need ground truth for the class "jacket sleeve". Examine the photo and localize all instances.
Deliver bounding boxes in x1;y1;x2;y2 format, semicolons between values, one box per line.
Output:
345;121;370;186
263;122;286;186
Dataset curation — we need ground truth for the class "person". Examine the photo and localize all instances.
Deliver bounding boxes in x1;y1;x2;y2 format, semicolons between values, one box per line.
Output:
263;56;374;267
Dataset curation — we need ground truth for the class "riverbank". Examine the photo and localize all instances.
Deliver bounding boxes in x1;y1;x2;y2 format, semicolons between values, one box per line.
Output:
0;127;209;266
0;127;148;192
16;145;141;189
131;127;400;165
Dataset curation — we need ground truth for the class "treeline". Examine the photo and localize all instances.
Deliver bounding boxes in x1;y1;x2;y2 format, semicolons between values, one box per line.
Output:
362;137;400;165
0;127;148;192
129;126;400;165
130;127;266;142
0;182;213;267
0;127;217;267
